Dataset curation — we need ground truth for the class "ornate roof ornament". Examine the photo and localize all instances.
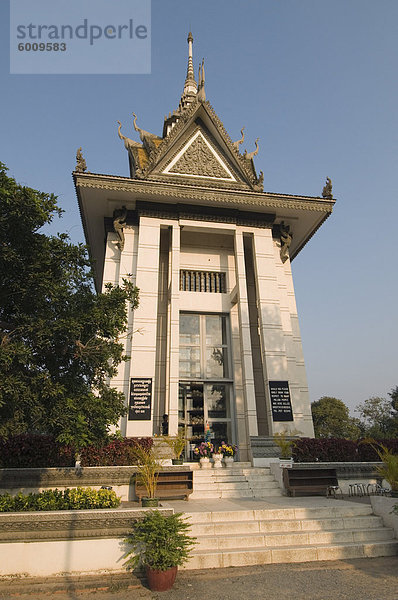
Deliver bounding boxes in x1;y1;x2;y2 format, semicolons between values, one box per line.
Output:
197;59;206;103
253;170;264;192
232;127;245;151
244;138;259;161
113;206;127;252
132;113;158;142
75;147;87;172
132;112;162;154
322;177;333;199
280;221;292;264
117;120;142;151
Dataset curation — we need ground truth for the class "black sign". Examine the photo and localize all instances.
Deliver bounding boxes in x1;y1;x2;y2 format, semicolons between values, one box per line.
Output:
128;378;152;420
269;381;293;421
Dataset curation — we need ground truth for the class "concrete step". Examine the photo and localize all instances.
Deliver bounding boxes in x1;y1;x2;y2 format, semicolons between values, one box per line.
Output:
184;540;398;569
192;465;281;500
190;490;253;500
195;527;394;550
183;501;397;570
193;481;251;491
186;505;374;524
193;474;248;482
194;472;276;481
189;515;384;536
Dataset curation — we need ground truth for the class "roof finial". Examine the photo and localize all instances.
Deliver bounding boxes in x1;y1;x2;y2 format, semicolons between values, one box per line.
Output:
198;58;206;102
183;31;197;99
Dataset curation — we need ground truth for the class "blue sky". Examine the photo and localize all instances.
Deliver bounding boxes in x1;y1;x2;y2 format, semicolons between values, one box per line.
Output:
1;0;397;414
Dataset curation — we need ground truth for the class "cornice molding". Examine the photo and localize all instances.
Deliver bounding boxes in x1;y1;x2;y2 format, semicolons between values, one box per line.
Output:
74;173;335;214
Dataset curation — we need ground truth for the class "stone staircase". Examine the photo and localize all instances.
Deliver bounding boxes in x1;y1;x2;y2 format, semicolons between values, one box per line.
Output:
191;463;282;500
183;504;398;569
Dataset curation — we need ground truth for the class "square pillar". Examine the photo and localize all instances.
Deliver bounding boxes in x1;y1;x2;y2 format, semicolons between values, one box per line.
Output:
234;229;258;438
167;224;180;436
126;217;161;437
252;229;289;435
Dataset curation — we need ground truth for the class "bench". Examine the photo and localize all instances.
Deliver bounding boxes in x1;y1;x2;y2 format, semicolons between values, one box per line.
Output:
135;470;193;502
283;467;340;497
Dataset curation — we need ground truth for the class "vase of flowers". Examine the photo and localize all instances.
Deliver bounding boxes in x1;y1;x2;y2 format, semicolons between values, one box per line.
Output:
219;442;238;467
212;452;223;469
194;441;214;468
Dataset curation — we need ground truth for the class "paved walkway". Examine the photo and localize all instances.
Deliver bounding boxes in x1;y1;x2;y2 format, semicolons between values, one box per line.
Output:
0;557;397;599
162;494;372;513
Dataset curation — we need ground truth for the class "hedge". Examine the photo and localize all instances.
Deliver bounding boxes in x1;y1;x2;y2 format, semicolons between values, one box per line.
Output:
0;434;153;468
0;487;120;512
292;438;398;463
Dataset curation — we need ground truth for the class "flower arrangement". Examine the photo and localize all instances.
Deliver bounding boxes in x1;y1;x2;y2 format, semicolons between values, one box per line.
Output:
218;442;238;457
193;441;214;458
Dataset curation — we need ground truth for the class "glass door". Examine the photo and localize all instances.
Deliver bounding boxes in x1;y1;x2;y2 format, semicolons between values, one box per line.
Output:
179;313;234;459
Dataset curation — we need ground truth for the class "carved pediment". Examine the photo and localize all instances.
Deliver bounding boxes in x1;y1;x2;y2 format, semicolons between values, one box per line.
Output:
162;131;236;181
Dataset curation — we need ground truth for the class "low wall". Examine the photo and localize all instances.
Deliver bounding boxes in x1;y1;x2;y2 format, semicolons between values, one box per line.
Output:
371;496;398;538
0;465;190;501
0;506;173;577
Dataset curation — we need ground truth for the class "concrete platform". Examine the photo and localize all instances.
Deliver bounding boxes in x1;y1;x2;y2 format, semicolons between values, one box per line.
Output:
161;494;371;513
160;495;397;570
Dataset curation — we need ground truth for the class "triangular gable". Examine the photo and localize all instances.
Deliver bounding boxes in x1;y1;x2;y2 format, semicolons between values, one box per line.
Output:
162;130;236;181
139;100;262;190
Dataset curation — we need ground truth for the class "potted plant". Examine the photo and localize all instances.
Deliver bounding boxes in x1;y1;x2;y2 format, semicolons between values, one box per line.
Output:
193;441;213;468
211;449;223;469
273;430;299;468
162;429;188;465
132;444;162;507
361;439;398;497
218;442;238;467
124;511;197;591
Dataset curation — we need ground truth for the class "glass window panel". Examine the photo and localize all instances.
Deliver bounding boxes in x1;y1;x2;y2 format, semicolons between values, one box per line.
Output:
179;361;200;379
205;347;228;378
179;346;200;378
179;314;200;345
205;315;223;346
208;422;232;448
206;384;229;418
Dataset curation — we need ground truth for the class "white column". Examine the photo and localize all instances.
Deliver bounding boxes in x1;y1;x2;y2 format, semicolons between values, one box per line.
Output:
167;224;181;436
103;226;138;436
126;217;161;437
276;251;314;437
252;228;289;435
234;229;258;438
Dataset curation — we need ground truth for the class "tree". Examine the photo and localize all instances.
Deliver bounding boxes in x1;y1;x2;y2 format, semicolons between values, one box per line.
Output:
389;386;398;413
0;162;139;448
311;397;361;439
355;396;398;438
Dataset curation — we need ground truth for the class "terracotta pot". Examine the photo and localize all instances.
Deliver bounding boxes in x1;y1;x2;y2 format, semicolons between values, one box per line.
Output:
199;456;211;469
146;565;177;591
224;456;234;467
142;497;159;507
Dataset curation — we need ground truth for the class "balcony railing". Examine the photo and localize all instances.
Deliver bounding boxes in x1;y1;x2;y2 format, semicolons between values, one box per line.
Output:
179;270;226;293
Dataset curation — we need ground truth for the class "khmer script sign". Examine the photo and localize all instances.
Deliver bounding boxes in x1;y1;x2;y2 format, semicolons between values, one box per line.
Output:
128;378;152;420
269;381;293;421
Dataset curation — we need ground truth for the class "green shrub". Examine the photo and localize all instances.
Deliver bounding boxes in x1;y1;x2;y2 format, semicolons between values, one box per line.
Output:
0;487;121;512
0;434;153;468
124;511;197;571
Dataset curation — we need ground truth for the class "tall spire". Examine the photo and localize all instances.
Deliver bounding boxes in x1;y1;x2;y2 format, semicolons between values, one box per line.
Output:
162;32;199;137
179;31;197;110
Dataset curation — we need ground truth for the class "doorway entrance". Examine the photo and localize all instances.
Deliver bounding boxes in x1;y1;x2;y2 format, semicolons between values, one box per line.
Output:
178;313;235;458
